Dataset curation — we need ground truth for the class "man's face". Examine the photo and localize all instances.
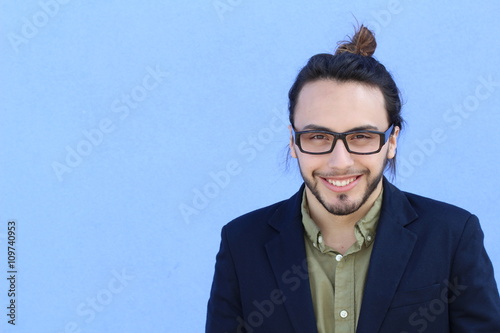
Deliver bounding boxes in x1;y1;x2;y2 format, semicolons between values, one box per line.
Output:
290;80;399;216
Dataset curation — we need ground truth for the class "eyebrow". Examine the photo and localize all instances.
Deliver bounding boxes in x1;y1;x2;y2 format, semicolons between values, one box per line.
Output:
300;124;380;132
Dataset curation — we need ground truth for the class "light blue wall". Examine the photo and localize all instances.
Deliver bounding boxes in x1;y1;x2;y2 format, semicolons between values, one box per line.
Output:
1;1;499;332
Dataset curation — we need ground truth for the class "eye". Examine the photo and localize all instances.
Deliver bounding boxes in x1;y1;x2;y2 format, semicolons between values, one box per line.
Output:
350;132;372;140
311;134;329;140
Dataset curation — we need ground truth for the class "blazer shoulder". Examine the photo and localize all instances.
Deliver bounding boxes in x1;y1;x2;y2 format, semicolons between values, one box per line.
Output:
222;186;304;240
226;199;286;229
403;191;473;220
400;191;477;236
384;180;475;225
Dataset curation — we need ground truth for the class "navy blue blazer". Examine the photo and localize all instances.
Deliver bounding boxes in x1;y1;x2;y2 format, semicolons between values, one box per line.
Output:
206;179;500;332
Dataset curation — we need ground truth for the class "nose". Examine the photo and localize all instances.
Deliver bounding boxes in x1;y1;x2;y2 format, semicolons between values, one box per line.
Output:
327;138;354;169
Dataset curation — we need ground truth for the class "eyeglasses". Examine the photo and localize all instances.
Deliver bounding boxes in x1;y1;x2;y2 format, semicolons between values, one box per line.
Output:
293;124;395;155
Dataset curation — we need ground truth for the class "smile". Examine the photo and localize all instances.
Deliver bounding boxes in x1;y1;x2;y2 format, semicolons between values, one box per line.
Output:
326;177;357;187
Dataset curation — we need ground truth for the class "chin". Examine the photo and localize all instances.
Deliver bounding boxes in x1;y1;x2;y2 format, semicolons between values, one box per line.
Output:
322;192;366;216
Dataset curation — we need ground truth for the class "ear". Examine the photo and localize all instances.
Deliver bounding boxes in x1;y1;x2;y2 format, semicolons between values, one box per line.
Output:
387;126;400;159
289;125;298;158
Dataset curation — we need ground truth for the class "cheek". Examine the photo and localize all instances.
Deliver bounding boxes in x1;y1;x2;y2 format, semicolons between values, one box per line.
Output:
361;155;387;173
297;154;330;175
296;155;321;173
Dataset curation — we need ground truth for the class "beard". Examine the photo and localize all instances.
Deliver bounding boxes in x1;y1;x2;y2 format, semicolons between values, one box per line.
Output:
300;158;387;216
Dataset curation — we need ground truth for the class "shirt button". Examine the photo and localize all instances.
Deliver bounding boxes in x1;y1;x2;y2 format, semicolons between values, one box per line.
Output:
335;254;343;262
340;310;348;318
318;235;323;244
366;235;373;242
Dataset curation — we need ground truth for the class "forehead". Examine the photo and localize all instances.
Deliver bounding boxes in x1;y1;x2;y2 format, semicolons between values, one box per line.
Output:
294;80;389;131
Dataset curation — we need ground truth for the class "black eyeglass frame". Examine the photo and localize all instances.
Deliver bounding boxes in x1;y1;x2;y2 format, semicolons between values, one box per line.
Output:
293;124;395;155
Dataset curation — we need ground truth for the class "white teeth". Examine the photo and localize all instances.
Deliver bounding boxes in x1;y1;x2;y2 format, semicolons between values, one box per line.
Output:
327;177;356;187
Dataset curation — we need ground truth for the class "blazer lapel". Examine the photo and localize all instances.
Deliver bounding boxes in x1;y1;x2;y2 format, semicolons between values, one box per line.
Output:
265;186;319;333
356;179;419;333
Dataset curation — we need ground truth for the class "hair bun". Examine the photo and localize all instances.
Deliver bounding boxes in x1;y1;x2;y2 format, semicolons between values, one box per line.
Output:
335;25;376;57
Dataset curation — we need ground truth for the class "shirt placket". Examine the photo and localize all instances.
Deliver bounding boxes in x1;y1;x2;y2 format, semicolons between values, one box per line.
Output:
334;251;356;332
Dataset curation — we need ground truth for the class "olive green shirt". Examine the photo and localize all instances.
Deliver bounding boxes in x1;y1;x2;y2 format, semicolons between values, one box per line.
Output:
301;190;383;333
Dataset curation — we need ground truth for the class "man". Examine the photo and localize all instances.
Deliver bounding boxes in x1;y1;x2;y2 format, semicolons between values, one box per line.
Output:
206;25;500;332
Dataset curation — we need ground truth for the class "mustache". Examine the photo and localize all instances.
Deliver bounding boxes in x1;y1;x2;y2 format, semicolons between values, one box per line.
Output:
313;169;368;178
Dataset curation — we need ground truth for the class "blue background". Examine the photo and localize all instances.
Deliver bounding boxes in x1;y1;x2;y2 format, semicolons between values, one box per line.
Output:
1;1;499;332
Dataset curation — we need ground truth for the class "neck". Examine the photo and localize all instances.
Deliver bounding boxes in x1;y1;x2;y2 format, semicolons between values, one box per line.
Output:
305;181;383;253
